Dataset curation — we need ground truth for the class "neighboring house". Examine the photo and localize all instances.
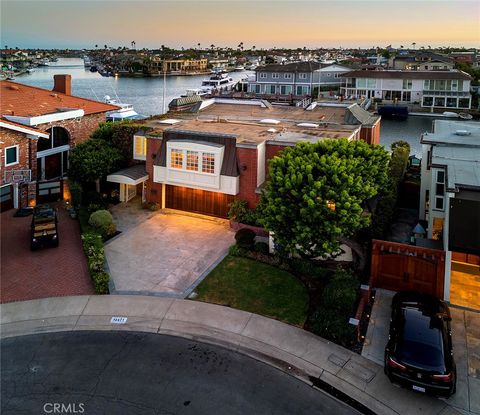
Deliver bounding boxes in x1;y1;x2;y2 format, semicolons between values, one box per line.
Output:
111;99;380;217
341;69;472;109
0;75;118;211
389;52;455;71
419;120;480;305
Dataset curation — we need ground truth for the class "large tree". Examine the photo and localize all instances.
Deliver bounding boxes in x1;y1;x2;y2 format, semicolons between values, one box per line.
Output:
68;139;124;191
259;139;390;259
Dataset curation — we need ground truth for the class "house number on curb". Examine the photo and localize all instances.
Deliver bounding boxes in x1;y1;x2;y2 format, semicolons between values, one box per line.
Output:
110;316;128;324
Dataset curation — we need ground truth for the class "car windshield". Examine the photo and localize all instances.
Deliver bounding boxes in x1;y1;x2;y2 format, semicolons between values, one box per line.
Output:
396;308;446;371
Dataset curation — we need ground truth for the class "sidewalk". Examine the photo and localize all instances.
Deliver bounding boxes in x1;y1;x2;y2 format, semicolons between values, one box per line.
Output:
0;295;467;415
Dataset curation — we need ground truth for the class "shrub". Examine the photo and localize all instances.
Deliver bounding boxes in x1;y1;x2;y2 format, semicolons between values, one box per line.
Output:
322;271;359;312
310;306;357;347
89;209;113;229
235;228;256;249
229;244;247;257
68;180;82;207
228;200;260;226
254;241;269;254
92;271;109;294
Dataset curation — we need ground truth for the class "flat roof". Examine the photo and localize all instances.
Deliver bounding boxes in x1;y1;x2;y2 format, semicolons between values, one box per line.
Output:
422;120;480;146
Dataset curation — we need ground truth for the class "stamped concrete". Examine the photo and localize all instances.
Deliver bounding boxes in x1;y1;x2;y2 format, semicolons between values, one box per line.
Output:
105;211;234;297
362;289;480;414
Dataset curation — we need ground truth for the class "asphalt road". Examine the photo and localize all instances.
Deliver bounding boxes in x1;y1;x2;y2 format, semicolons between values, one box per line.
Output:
1;331;359;415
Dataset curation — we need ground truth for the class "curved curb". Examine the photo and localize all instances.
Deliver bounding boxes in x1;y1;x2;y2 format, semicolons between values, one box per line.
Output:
0;295;459;415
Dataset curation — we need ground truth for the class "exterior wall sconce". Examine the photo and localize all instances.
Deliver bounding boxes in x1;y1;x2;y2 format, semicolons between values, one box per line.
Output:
326;200;336;211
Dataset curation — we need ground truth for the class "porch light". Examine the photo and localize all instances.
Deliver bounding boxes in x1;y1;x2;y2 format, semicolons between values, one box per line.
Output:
326;200;336;211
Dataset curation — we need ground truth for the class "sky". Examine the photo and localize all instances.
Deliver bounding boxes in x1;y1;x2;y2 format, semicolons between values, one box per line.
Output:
1;0;479;50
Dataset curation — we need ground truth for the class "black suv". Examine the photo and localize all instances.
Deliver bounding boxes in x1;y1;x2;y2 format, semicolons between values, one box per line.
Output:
384;291;456;397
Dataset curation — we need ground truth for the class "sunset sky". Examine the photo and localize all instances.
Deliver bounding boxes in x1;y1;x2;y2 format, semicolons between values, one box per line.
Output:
2;0;479;49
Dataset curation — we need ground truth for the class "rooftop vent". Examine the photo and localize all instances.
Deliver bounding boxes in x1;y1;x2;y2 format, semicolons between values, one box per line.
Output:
455;130;471;136
259;119;280;125
158;119;181;125
297;123;319;128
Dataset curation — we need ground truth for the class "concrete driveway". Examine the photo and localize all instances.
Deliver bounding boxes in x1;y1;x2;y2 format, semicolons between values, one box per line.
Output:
105;211;234;297
362;289;480;414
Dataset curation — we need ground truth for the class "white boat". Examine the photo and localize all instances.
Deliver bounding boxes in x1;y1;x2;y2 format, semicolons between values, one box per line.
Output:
182;88;209;97
200;73;237;93
104;96;144;122
234;65;245;71
459;112;473;120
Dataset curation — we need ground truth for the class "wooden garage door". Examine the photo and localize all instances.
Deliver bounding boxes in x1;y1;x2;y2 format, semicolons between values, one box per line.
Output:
0;185;14;212
166;185;233;218
371;240;445;298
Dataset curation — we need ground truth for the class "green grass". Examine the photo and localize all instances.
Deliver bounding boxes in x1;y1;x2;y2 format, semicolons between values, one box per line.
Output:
194;256;309;326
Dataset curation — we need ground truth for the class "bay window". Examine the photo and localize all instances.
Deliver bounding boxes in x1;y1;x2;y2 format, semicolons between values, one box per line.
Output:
202;153;215;174
171;149;183;169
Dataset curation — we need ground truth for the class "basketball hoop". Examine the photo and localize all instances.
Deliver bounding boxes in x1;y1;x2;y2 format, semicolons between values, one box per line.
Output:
4;169;31;184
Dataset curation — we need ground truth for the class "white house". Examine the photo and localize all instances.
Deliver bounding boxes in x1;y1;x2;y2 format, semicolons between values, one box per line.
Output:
419;120;480;309
341;70;472;109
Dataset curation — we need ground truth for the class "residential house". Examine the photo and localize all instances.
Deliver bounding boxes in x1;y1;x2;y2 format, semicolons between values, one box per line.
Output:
389;52;455;71
0;75;118;211
109;99;380;217
341;69;472;109
247;62;352;101
419;120;480;308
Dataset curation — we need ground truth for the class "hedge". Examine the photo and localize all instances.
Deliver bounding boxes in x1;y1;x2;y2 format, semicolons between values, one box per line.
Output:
81;232;109;294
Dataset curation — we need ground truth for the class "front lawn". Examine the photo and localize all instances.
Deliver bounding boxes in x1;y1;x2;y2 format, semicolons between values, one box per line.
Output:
194;256;309;326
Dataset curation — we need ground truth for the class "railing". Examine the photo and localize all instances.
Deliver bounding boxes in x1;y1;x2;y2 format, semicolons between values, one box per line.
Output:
422;90;470;97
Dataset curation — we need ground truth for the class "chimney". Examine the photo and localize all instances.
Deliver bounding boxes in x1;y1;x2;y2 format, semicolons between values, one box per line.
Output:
53;74;72;96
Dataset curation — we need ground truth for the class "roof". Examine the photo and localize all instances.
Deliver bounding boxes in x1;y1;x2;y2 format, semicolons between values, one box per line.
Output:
106;164;148;185
344;104;379;126
0;80;119;118
0;118;49;138
256;62;322;73
342;70;472;81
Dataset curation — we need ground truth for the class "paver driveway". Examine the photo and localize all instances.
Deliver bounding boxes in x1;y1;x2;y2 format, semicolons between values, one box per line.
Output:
105;212;234;297
1;207;94;303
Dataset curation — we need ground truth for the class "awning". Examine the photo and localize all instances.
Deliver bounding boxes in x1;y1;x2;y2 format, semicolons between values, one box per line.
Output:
107;164;148;185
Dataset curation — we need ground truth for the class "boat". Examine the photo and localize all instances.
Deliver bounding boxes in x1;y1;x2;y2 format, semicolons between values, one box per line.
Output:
234;65;245;71
37;60;50;67
200;73;237;93
377;105;409;120
442;111;460;118
104;96;145;122
181;88;209;98
459;112;473;120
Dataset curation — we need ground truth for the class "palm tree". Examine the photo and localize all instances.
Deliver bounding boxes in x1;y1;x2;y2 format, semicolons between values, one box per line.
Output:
104;44;108;50
95;44;98;49
131;40;136;49
412;42;416;50
197;42;201;50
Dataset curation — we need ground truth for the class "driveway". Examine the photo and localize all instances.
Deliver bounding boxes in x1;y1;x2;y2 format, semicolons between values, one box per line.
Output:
0;207;94;303
105;211;234;297
362;289;480;414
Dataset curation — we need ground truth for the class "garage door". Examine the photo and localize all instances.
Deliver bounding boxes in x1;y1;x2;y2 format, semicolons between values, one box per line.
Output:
166;185;233;218
0;185;14;212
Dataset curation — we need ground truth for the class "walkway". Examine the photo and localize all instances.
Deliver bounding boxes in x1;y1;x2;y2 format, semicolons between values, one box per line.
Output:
0;295;469;415
0;207;94;304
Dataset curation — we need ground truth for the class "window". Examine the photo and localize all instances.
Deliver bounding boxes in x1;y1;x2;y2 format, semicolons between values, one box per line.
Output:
284;73;292;79
434;97;445;107
202;153;215;174
423;96;434;106
5;145;19;166
280;85;292;95
446;97;457;108
434;170;445;211
402;79;412;90
186;151;199;171
171;149;183;169
423;80;431;90
458;98;470;108
259;73;267;79
299;73;307;79
272;73;279;79
133;136;147;160
267;85;276;94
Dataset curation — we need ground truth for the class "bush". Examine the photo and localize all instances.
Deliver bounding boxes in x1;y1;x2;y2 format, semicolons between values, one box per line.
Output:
68;180;82;207
89;209;113;229
310;306;357;347
228;200;260;226
81;232;109;294
229;244;247;257
254;242;269;254
92;271;109;294
235;228;256;249
289;258;332;281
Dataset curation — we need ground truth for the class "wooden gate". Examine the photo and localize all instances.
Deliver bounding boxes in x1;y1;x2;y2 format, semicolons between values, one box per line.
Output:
37;180;63;204
166;185;233;218
371;240;445;298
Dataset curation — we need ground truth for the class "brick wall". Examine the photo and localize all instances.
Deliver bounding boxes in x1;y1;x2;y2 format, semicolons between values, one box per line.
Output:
145;137;163;205
236;146;259;208
360;119;381;145
0;128;31;187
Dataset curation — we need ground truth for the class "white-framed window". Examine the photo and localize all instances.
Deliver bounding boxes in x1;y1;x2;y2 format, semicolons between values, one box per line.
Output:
402;79;412;90
133;135;147;160
267;85;277;94
259;72;267;79
202;153;215;174
171;149;183;169
299;73;307;79
334;73;340;78
284;73;292;79
434;170;445;211
280;85;292;95
5;145;19;166
186;151;199;171
272;73;279;79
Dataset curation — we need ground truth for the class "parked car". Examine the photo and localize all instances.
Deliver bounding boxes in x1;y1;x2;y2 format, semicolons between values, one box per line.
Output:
384;291;456;397
31;204;59;251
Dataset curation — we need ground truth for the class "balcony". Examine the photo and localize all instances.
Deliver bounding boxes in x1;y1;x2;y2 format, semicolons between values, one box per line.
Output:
422;90;470;97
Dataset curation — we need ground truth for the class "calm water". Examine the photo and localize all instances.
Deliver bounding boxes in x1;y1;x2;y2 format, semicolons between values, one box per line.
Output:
16;58;476;157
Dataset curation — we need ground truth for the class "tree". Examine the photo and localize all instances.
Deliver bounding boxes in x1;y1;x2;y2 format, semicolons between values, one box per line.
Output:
259;140;390;259
68;139;124;192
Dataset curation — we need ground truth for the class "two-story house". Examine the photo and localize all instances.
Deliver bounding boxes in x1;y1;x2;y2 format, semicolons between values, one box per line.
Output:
248;62;351;101
419;120;480;309
341;69;472;109
0;75;118;211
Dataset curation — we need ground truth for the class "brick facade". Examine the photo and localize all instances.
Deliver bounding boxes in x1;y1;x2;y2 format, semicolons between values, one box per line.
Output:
145;137;163;205
0;128;31;187
236;146;260;208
